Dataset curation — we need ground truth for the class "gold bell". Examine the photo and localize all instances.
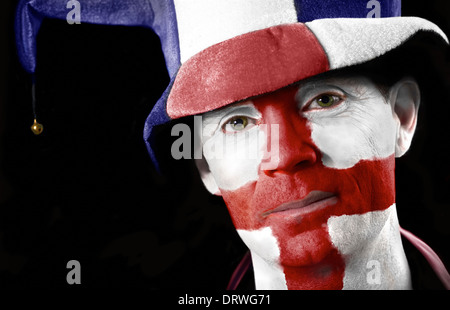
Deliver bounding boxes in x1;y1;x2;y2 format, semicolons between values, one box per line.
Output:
31;119;44;135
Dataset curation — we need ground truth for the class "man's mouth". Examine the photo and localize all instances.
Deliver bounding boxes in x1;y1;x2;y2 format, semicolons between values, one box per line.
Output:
261;191;338;218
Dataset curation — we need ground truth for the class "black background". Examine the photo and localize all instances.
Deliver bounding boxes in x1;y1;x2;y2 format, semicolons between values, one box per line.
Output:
0;0;449;290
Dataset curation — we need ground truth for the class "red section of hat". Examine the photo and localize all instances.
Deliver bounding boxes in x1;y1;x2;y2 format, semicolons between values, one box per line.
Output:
167;23;329;118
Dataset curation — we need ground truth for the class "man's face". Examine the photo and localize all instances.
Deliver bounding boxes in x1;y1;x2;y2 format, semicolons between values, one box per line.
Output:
196;75;405;288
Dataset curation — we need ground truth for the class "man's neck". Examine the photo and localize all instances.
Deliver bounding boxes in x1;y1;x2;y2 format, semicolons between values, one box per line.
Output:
250;204;412;290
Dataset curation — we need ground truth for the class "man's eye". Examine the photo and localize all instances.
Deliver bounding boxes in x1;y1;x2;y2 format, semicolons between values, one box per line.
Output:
312;94;342;109
223;116;255;132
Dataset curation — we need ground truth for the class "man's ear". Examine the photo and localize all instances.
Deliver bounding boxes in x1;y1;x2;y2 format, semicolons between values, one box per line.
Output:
195;158;221;196
389;77;421;158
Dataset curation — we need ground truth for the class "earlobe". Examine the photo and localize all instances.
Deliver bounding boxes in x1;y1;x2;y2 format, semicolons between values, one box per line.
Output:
390;78;421;158
195;158;222;196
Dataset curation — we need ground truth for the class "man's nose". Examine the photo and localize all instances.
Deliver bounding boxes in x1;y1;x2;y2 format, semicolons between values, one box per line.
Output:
261;104;318;175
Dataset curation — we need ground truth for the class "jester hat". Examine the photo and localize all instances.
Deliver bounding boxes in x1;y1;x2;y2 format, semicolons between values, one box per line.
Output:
15;0;449;171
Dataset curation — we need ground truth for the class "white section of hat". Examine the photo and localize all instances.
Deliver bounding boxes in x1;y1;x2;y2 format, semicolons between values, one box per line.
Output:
173;0;298;63
306;17;448;70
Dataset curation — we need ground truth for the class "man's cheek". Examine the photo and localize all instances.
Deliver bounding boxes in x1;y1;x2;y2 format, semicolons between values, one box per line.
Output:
205;127;266;191
220;183;258;230
308;111;396;169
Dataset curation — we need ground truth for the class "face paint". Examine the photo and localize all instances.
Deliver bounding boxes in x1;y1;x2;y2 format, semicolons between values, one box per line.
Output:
200;76;405;289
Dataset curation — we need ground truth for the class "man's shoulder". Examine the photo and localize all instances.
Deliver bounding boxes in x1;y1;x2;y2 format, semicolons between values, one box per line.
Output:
402;235;447;290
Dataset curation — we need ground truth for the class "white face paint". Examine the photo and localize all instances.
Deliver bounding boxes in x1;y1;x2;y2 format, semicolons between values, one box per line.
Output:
196;75;411;289
328;204;412;289
300;77;398;169
237;227;288;290
198;103;266;191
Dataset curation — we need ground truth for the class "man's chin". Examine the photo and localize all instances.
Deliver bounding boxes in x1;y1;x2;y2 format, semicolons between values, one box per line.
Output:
275;227;338;267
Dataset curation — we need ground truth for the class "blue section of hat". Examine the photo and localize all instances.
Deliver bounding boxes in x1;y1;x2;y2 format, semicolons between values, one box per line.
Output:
293;0;401;22
15;0;180;76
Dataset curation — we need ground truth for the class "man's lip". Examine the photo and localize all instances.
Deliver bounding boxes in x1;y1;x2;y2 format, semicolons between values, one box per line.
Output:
262;191;338;218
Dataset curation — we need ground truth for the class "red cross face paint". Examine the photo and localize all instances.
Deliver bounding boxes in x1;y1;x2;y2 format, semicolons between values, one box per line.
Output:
197;76;411;290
